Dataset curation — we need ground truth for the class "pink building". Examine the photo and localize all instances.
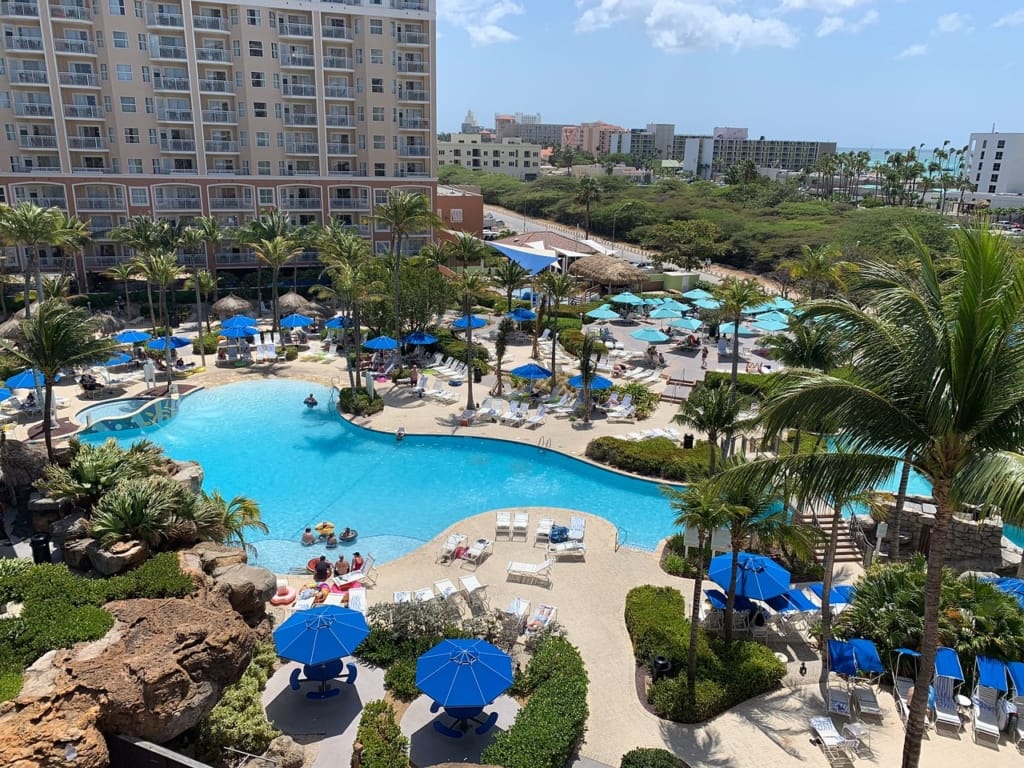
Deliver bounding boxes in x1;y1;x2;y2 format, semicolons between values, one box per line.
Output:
561;121;627;155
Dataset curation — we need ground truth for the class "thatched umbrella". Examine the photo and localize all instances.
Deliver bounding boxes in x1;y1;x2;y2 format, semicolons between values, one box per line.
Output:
0;302;39;340
277;291;311;315
211;293;252;320
306;301;331;318
0;435;48;492
92;313;125;334
568;255;646;286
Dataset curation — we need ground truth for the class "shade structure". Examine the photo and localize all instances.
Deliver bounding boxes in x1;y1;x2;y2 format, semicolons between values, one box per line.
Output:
976;656;1008;692
991;577;1024;609
718;322;759;337
708;551;790;600
277;291;311;314
324;316;351;329
147;336;192;351
767;297;795;312
507;307;537;322
0;388;11;403
568;373;612;390
273;605;370;667
644;297;663;306
756;311;790;325
114;329;151;344
416;638;513;709
683;288;713;300
488;241;559;275
631;328;670;344
742;303;775;316
610;291;644;306
670;317;703;331
935;647;965;681
585;305;621;320
219;326;258;339
223;315;258;329
211;293;252;319
568;254;645;285
828;638;884;677
280;313;315;329
451;314;487;330
403;331;438;346
661;299;690;312
693;298;722;310
752;319;788;333
103;352;132;367
6;368;58;389
649;307;682;319
1007;661;1024;697
510;362;552;380
363;335;399;350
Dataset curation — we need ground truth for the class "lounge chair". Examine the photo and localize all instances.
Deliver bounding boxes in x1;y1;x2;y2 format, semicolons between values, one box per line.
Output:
347;586;367;614
334;553;376;587
479;398;504;422
828;685;852;718
495;511;511;539
525;603;557;635
607;405;636;422
597;392;621;412
503;597;530;630
459;574;488;610
534;517;554;546
973;656;1008;744
809;716;856;765
413;376;430;396
525;404;547;428
608;394;633;414
500;401;525;425
437;532;467;563
460;538;492;569
433;578;459;600
567;516;586;542
512;511;529;540
931;647;965;732
546;541;585;560
851;680;883;721
507;559;553;587
394;590;411;603
413;586;435;602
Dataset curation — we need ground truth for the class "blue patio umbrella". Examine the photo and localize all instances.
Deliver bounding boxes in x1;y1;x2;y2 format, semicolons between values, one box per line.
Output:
661;300;690;312
147;336;192;351
416;638;513;709
103;352;133;367
767;297;795;312
756;311;790;325
670;317;703;332
631;328;670;344
683;288;713;300
510;362;553;380
644;297;663;306
693;298;722;310
610;292;643;306
114;329;151;344
273;605;370;667
324;315;351;329
752;319;788;333
223;315;258;328
708;551;790;601
649;307;682;320
719;322;759;337
219;326;258;339
363;335;399;350
507;307;536;322
568;374;612;390
280;313;314;328
6;368;58;389
451;314;487;330
586;305;621;320
403;331;438;346
742;303;775;316
0;388;11;403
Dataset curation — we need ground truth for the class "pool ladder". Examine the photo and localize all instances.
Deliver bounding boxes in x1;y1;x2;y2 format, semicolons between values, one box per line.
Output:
615;526;628;552
537;436;552;452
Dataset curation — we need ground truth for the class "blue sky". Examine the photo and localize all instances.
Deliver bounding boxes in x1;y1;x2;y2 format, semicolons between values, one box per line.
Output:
436;1;1024;149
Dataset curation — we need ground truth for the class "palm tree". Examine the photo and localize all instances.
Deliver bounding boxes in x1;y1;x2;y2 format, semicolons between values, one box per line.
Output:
451;269;489;411
719;227;1024;768
574;177;602;238
674;382;752;475
578;333;598;424
713;278;764;390
51;211;91;283
449;232;487;270
371;190;442;343
185;270;219;334
146;251;182;388
104;261;139;318
536;271;578;375
492;258;530;312
0;203;66;317
779;244;854;299
113;217;174;331
252;236;302;340
417;240;454;269
490;317;514;397
197;490;268;556
665;480;734;697
2;299;116;459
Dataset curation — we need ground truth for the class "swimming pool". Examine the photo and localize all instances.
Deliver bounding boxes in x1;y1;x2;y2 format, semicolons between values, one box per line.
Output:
85;380;677;572
77;398;151;423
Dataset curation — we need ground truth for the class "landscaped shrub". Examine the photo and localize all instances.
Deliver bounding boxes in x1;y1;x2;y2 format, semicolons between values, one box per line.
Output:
194;641;280;765
354;700;409;768
585;436;712;481
356;600;462;667
383;657;419;701
661;535;701;578
482;635;588;768
283;345;299;361
193;332;219;355
435;331;492;375
611;381;661;419
337;387;385;416
621;747;686;768
702;370;772;399
559;329;607;359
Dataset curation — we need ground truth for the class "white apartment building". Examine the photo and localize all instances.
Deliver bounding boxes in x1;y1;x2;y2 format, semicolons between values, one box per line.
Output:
436;134;540;180
0;0;436;283
965;132;1024;208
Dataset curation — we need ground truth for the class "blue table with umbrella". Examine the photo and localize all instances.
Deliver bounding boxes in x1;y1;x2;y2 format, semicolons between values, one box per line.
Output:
755;311;790;326
683;288;713;300
102;352;133;368
147;336;192;351
403;330;439;346
507;307;536;322
708;551;791;601
324;315;351;329
114;329;151;344
693;298;723;310
585;305;621;321
753;318;788;333
452;315;487;331
649;306;682;320
610;292;643;306
510;362;552;393
219;326;258;339
630;328;670;344
223;315;258;329
568;373;612;390
363;335;399;350
273;605;370;700
6;368;57;389
280;313;314;329
718;322;760;337
670;317;703;332
416;639;513;738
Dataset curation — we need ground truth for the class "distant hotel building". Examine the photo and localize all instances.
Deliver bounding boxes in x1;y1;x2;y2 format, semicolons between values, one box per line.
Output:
494;112;568;147
0;0;437;285
436;133;541;180
965;131;1024;209
560;121;626;156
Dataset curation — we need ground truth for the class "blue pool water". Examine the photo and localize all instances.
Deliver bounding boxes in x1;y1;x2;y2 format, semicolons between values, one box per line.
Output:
85;380;677;572
77;398;151;422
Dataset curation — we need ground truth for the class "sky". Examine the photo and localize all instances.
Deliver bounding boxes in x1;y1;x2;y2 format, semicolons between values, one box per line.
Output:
435;1;1024;149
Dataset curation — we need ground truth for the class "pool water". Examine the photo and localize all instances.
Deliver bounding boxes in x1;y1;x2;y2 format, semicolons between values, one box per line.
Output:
77;398;151;422
85;380;677;572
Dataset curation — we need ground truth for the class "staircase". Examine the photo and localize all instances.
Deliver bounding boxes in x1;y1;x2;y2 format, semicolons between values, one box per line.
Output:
802;509;863;564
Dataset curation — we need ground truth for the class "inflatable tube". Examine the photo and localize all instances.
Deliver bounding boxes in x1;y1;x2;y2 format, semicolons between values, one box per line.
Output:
339;529;358;543
314;521;335;537
270;585;297;606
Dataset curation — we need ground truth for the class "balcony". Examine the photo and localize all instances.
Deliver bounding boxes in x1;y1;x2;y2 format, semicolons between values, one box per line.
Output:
198;78;233;93
330;198;368;210
282;83;316;97
58;72;99;87
280;52;314;68
146;11;183;27
49;2;89;20
76;196;124;210
204;140;238;153
156;108;192;122
214;250;256;265
196;47;230;63
153;167;198;175
154;76;190;91
154;196;201;210
207;166;243;174
283;113;317;126
400;145;429;157
324;86;352;99
54;38;95;55
67;136;106;149
63;104;102;118
18;135;57;149
10;69;47;85
71;165;113;173
160;139;196;152
281;197;321;209
0;2;39;17
325;114;355;127
399;118;429;130
285;142;318;154
202;109;236;123
391;0;427;8
396;169;430;178
397;90;428;102
278;22;312;37
209;196;250;209
151;44;187;60
323;55;353;70
397;60;427;73
397;31;428;45
15;102;52;117
15;195;65;206
327;143;354;155
6;37;44;52
281;167;320;176
192;15;228;31
321;25;352;39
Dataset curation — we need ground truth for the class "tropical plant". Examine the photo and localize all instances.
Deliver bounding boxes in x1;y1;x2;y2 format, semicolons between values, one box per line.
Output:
251;236;302;339
574;177;602;238
492;258;530;312
780;243;855;299
113;217;177;331
89;476;191;547
36;437;166;509
451;269;489;411
197;490;268;556
51;211;91;280
103;262;139;318
449;231;487;269
143;251;184;388
713;278;764;391
0;203;68;316
673;381;753;474
491;317;514;397
536;270;578;374
578;333;599;424
185;269;219;334
2;301;115;459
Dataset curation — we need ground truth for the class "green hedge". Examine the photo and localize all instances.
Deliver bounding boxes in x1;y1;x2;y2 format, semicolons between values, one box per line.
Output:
482;635;588;768
337;387;385;416
383;657;419;701
585;437;712;481
702;370;773;399
435;331;492;375
612;382;662;419
559;329;607;359
621;748;686;768
194;332;220;355
355;700;409;768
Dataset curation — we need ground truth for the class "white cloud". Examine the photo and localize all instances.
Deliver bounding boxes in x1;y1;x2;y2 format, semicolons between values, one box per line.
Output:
934;12;970;34
437;0;524;46
895;43;927;59
778;0;871;12
994;9;1024;27
816;9;878;37
576;1;798;52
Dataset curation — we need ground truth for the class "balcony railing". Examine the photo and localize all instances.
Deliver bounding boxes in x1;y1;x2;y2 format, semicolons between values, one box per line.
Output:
202;109;236;123
281;197;321;209
400;146;429;157
63;104;102;118
207;166;242;174
323;56;353;70
285;142;318;154
196;47;230;62
151;44;187;60
67;136;106;149
280;53;314;67
281;168;320;176
396;170;430;178
153;167;198;175
397;31;427;44
282;83;316;97
399;118;429;129
10;70;48;84
209;197;251;209
154;196;201;210
397;60;426;73
204;140;238;153
160;139;196;152
0;2;39;17
58;72;98;87
146;11;183;27
325;114;355;127
192;15;227;31
54;38;95;54
157;108;192;121
154;76;190;91
49;3;89;20
15;195;65;206
324;86;352;99
198;78;233;93
327;143;354;155
397;90;428;102
6;37;44;51
278;22;312;36
283;113;317;126
76;196;124;209
391;0;427;9
214;250;256;265
71;165;112;173
18;135;57;148
321;25;352;39
329;198;368;209
15;102;53;116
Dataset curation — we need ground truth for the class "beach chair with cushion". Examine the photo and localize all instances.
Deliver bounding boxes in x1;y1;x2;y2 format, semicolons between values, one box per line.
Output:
534;517;554;546
607;405;636;423
503;597;530;631
512;511;529;540
810;716;856;766
500;401;526;426
393;590;411;603
525;404;547;429
931;647;965;732
972;656;1008;744
413;586;436;602
414;376;430;397
828;686;852;718
347;587;367;614
460;538;492;569
334;553;376;587
525;603;557;636
437;533;468;564
546;540;585;560
568;516;586;542
507;559;553;587
495;511;511;539
433;578;459;601
479;398;504;422
459;574;488;611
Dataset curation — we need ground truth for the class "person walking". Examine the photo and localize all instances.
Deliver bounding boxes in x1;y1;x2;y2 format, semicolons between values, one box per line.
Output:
700;345;709;369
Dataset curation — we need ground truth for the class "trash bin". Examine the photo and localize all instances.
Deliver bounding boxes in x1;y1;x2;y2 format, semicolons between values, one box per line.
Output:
30;533;51;565
473;366;482;383
682;433;694;450
652;655;672;682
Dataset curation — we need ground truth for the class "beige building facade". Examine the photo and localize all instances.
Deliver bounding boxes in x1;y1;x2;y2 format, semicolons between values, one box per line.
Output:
436;133;541;180
0;0;436;282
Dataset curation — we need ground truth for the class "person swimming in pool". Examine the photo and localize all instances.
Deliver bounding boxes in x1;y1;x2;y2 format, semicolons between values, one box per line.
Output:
304;393;318;408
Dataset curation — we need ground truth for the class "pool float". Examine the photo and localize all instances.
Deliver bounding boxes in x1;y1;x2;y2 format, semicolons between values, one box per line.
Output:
304;395;318;408
339;528;358;543
314;521;335;537
306;558;334;577
270;582;296;606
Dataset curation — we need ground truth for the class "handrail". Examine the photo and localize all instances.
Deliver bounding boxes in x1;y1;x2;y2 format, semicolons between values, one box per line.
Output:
615;526;627;552
223;746;279;766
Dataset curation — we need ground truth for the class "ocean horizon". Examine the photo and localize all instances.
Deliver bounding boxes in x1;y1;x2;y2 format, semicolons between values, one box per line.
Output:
838;147;938;166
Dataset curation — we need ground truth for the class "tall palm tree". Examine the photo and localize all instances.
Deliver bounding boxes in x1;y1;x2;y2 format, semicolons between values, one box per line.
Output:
574;177;602;238
492;258;530;312
197;490;268;557
451;269;489;412
146;251;183;388
417;240;454;269
674;382;752;475
713;277;764;390
113;217;174;331
2;299;116;459
371;190;442;343
449;232;487;270
719;226;1024;768
0;203;66;317
665;480;734;697
238;209;297;314
578;333;598;424
490;317;514;397
536;270;578;375
780;244;854;299
252;236;302;340
52;211;91;284
185;270;219;334
104;261;139;318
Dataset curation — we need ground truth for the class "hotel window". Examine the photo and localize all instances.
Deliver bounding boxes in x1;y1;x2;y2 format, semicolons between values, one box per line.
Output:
113;31;128;48
259;189;274;205
374;162;385;176
127;158;143;173
375;189;388;204
130;187;148;205
256;131;269;147
251;72;265;87
989;185;997;193
108;0;125;15
120;96;136;112
998;140;1006;148
138;33;147;50
249;41;263;57
994;163;1001;171
991;174;999;183
372;107;384;121
371;78;383;93
116;64;132;81
451;208;463;223
371;48;383;64
372;135;385;149
370;19;382;35
247;9;260;25
253;102;267;118
996;151;1004;160
141;66;150;82
257;160;270;175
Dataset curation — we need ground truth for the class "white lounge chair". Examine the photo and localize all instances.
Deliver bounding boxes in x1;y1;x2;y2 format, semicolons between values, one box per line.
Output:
500;401;525;425
534;517;554;546
334;553;376;587
547;540;585;560
810;717;856;765
507;559;553;587
413;586;436;602
503;597;530;630
437;533;467;564
932;675;962;732
414;376;430;396
512;511;529;540
851;680;883;721
460;538;492;569
567;516;586;542
607;405;636;422
525;603;557;635
347;586;367;614
525;404;547;429
479;398;504;422
973;684;1002;743
459;574;488;610
433;578;459;600
393;590;412;603
495;511;511;539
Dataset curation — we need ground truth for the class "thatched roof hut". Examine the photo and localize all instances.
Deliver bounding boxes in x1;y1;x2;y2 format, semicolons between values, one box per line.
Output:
277;291;310;314
0;302;40;340
568;255;645;286
305;301;331;318
211;294;252;319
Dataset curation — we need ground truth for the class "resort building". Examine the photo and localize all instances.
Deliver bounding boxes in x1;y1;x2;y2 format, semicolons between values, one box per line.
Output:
436;134;541;180
560;121;626;156
710;126;836;175
964;131;1024;209
435;183;482;236
0;0;437;285
493;112;569;147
